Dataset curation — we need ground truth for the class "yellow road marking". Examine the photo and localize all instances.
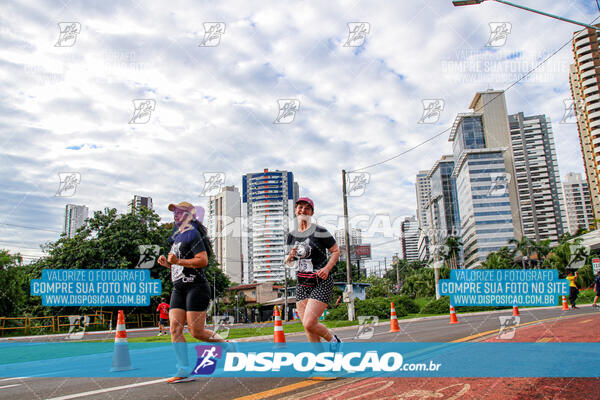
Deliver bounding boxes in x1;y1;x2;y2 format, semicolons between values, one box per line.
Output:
536;337;552;343
580;319;592;324
451;315;580;343
234;380;320;400
236;313;596;399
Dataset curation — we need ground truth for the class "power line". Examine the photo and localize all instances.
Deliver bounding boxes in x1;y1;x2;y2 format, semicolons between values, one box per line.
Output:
0;222;62;234
349;16;599;173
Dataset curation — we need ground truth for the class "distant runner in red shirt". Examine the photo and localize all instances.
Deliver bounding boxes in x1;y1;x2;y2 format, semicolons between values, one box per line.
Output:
156;298;170;336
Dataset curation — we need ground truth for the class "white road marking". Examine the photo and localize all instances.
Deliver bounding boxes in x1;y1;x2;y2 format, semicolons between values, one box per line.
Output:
45;379;166;400
0;377;27;382
0;384;21;389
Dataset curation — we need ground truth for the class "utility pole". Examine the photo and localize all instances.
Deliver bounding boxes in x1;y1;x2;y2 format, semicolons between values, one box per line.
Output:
395;258;400;288
342;170;355;321
213;274;217;324
384;257;387;275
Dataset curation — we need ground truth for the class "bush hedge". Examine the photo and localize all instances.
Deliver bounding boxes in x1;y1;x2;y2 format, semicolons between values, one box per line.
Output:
325;297;409;321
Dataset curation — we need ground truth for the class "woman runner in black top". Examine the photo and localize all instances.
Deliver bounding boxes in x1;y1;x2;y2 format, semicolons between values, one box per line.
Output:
157;201;229;383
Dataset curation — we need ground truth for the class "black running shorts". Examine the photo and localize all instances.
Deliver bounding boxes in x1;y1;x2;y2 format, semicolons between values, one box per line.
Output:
296;275;334;304
170;282;211;312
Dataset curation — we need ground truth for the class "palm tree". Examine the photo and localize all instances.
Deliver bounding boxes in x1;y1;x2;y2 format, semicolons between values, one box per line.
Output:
441;236;462;269
543;238;587;277
509;237;534;269
533;239;552;267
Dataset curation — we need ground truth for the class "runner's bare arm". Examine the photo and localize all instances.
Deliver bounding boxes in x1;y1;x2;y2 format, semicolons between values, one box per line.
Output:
325;244;340;271
167;251;208;268
157;255;171;269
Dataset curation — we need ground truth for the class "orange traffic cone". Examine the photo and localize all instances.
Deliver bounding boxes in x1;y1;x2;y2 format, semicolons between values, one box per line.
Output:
110;310;133;372
449;304;459;324
512;303;520;317
562;295;569;311
273;306;286;344
389;302;400;332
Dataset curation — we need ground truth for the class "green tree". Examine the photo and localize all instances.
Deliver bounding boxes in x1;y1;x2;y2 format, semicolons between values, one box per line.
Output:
41;207;170;269
533;239;552;266
400;266;449;298
543;238;587;278
481;247;517;269
364;275;394;299
0;250;28;317
509;237;534;268
440;236;462;269
329;260;360;282
384;259;422;284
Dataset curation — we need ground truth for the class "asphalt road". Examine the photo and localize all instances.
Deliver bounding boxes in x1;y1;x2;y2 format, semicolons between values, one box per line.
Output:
1;305;598;400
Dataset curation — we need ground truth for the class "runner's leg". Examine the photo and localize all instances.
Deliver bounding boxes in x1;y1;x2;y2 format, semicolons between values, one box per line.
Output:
302;299;332;342
187;311;226;342
169;308;190;376
297;299;319;342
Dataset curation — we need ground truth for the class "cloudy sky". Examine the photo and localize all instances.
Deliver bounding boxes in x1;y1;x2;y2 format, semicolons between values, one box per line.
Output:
0;0;597;269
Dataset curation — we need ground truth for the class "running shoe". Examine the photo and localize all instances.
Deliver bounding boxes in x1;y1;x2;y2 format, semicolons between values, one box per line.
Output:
157;332;163;336
329;334;342;353
166;376;195;384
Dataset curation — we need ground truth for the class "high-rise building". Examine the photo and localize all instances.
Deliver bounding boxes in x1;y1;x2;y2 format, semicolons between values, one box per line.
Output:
207;186;243;283
64;204;89;238
562;172;595;234
570;25;600;221
427;155;461;238
335;228;362;247
241;169;298;283
450;90;521;268
426;155;462;265
400;216;419;261
415;171;431;230
508;112;566;244
415;170;431;261
128;195;153;213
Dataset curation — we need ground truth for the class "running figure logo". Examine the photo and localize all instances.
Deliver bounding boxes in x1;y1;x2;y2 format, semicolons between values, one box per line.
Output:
135;245;160;269
199;23;226;47
192;345;223;375
354;316;379;340
560;98;584;124
65;315;90;340
346;172;370;197
418;99;444;124
488;172;511;197
274;99;300;124
487;22;511;47
55;22;81;47
497;316;520;339
343;22;370;47
56;172;81;197
129;99;156;124
201;172;226;196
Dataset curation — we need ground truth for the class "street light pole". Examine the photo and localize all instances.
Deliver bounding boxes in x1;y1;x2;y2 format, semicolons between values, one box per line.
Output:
284;266;288;322
452;0;600;31
235;294;239;323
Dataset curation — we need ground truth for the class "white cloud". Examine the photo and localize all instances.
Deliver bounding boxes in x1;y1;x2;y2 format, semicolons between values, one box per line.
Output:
0;0;595;264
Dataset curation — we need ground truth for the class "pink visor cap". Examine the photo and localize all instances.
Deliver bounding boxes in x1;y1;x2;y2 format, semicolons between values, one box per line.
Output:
295;197;314;210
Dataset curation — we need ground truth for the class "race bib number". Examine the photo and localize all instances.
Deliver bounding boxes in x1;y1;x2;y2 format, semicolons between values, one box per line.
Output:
298;259;314;273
